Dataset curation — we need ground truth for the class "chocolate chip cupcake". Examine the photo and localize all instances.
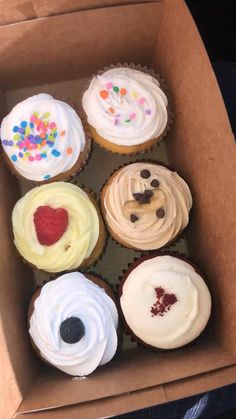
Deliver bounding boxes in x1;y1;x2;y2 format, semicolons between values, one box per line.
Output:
100;162;192;251
28;272;119;376
119;254;211;350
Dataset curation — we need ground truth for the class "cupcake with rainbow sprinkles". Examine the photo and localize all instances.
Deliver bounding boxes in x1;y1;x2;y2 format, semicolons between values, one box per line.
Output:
1;94;90;183
82;66;171;154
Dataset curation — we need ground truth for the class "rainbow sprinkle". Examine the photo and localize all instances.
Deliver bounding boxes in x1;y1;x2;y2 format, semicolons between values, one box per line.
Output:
99;83;152;126
2;111;63;163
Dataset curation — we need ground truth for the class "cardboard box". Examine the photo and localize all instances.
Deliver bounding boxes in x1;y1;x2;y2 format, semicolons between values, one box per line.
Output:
0;0;235;417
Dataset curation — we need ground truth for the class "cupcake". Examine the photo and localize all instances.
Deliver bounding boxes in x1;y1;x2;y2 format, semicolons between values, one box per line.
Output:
100;162;192;250
0;94;90;182
28;272;119;376
82;67;169;154
119;254;211;350
12;182;105;273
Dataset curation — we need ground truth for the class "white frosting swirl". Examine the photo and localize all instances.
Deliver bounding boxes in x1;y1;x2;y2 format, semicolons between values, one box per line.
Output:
29;272;118;376
12;182;99;272
120;255;211;349
82;68;168;146
1;94;86;181
102;163;192;250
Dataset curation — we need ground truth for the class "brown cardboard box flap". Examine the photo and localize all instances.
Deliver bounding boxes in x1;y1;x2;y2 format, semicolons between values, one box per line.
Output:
15;365;236;418
0;2;163;89
16;341;235;414
0;161;39;419
0;0;160;26
32;0;161;18
0;0;36;26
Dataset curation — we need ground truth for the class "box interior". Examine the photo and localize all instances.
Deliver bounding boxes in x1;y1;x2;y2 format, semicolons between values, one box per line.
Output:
0;0;235;416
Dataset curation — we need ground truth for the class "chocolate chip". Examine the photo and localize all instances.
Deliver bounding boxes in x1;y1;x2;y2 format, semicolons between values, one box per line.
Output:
150;179;160;188
140;190;153;204
156;208;165;218
133;193;142;201
140;169;150;179
144;190;153;198
130;214;138;223
60;317;85;344
133;190;153;204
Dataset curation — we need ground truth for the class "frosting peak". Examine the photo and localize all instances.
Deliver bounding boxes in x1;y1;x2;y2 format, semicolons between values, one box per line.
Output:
29;273;118;376
82;68;168;146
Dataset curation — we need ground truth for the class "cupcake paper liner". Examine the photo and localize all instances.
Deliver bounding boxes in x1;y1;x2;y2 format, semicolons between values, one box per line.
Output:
81;62;173;156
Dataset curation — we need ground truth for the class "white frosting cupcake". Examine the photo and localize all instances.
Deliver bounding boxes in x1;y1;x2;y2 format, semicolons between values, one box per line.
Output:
1;94;88;182
29;272;118;376
120;255;211;349
82;68;168;147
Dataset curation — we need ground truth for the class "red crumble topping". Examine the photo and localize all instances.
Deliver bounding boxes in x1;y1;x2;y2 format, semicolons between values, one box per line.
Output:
150;286;177;317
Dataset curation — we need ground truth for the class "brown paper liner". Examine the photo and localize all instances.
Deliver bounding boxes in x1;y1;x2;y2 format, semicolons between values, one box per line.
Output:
81;63;173;156
117;251;212;352
0;96;91;185
14;182;106;275
100;160;192;252
27;272;121;375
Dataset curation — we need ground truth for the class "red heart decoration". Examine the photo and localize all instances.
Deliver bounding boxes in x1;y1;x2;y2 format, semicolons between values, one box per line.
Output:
33;205;69;246
150;287;177;317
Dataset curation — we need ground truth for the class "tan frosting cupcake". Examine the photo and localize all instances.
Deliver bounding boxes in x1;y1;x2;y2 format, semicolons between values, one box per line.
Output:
12;182;105;273
101;162;192;251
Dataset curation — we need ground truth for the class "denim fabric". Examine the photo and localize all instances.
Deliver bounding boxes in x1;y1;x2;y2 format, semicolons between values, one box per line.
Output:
117;383;236;419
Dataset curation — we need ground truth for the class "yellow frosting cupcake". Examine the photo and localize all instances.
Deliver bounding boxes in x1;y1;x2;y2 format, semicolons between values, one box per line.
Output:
12;182;105;273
